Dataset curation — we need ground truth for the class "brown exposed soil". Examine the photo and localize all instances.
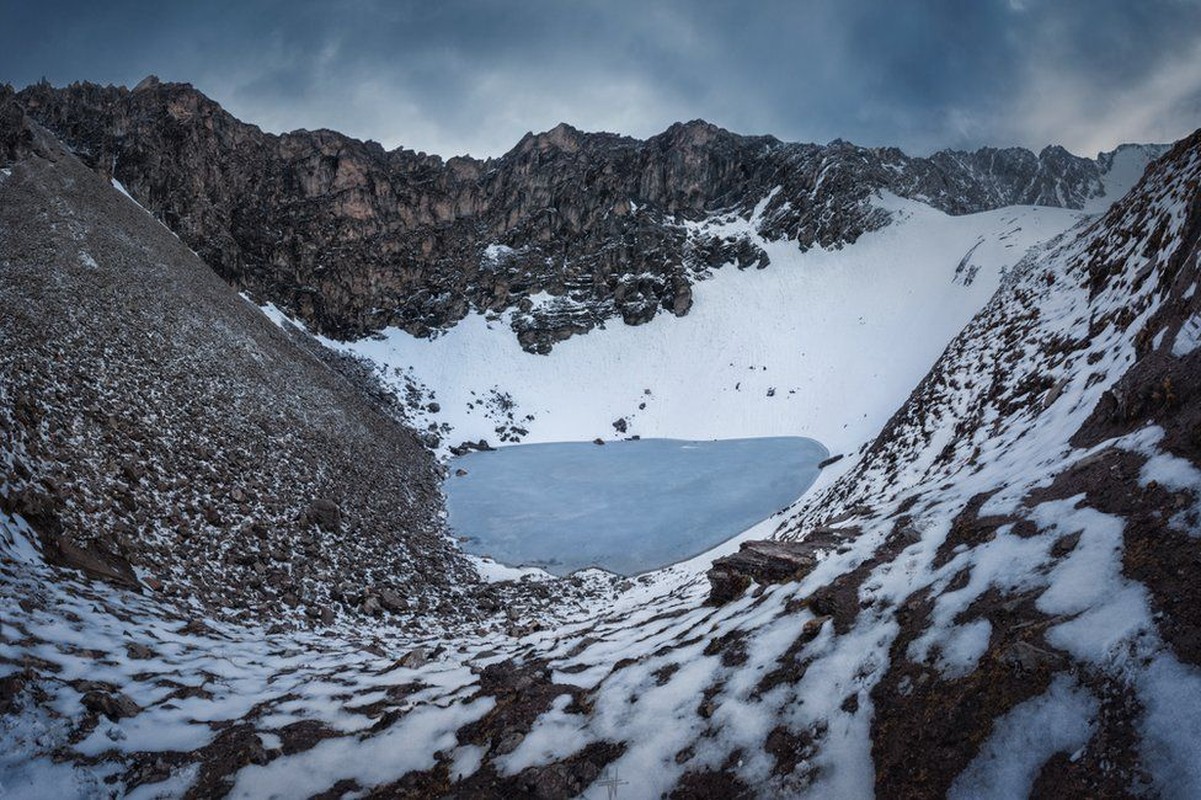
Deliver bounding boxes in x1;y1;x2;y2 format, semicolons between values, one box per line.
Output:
1030;675;1148;799
669;768;755;799
870;582;1067;799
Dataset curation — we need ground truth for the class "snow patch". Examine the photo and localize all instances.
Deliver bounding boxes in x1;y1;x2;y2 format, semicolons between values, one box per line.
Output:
229;697;496;798
111;177;135;200
482;243;516;262
948;676;1098;800
466;554;554;583
253;299;308;332
1172;313;1201;357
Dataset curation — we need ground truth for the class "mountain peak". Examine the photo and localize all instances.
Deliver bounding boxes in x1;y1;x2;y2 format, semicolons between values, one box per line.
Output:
9;79;1177;348
133;74;161;92
518;121;585;154
1038;143;1073;159
662;118;728;145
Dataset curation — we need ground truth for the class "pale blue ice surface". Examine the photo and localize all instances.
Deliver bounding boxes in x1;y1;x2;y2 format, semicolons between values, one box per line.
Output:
444;437;828;576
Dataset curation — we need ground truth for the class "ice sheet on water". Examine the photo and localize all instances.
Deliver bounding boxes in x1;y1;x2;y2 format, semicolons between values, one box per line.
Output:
444;436;827;576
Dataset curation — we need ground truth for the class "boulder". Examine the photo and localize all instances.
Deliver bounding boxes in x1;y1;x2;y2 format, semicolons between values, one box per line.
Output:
707;533;850;604
671;278;693;316
37;527;140;589
377;587;407;613
304;498;342;532
125;643;155;660
81;690;141;721
400;647;429;669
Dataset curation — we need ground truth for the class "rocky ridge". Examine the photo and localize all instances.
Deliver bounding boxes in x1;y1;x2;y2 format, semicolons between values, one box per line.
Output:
10;79;1166;352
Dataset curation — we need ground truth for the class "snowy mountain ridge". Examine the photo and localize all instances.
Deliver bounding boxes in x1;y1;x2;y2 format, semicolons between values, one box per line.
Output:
10;80;1167;355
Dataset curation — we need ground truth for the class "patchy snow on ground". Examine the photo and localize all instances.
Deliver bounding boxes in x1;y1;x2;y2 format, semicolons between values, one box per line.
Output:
949;675;1099;800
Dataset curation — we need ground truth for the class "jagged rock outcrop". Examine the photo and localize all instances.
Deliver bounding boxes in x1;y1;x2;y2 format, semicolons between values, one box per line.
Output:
706;532;852;604
13;79;1164;352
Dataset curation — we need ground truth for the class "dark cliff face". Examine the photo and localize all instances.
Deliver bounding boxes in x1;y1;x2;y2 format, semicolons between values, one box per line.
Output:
15;79;1130;351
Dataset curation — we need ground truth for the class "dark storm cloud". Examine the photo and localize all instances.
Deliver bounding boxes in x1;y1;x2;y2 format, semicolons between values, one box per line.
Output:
3;0;1201;158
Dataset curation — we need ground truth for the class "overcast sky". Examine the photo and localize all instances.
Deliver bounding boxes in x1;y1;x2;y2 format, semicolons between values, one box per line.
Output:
3;0;1201;159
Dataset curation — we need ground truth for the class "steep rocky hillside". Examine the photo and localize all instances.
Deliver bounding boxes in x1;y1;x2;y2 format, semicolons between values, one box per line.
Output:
717;125;1201;797
11;79;1164;352
0;103;483;625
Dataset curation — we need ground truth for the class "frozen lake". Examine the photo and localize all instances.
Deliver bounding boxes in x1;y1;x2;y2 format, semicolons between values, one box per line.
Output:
444;436;828;576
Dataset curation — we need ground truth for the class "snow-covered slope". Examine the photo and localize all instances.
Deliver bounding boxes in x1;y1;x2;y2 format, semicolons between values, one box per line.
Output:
324;198;1089;462
743;130;1201;798
296;141;1160;466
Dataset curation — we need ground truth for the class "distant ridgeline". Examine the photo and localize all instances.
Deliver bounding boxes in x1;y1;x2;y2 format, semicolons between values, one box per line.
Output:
13;78;1166;352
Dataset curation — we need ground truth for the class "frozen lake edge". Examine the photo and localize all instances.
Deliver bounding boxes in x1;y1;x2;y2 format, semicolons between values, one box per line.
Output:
444;436;829;576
